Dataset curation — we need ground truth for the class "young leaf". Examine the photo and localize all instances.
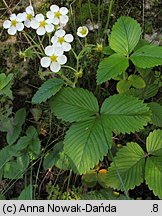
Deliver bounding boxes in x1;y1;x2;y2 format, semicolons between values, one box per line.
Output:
101;94;151;133
145;157;162;199
82;171;98;188
147;102;162;127
43;142;70;171
15;126;41;156
146;129;162;156
97;54;129;85
0;73;13;90
130;45;162;68
64;117;112;174
105;142;145;190
126;84;159;100
128;74;146;89
50;87;99;122
109;16;141;56
117;80;131;93
7;108;26;145
32;78;64;104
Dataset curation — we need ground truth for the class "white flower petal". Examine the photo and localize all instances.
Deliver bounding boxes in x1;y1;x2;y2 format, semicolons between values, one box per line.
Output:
77;31;84;38
24;20;31;28
60;15;69;25
30;19;39;29
50;5;59;12
57;55;67;65
41;57;51;68
10;14;17;20
77;27;83;32
54;46;64;56
53;17;59;25
45;46;55;56
3;20;11;29
60;7;68;15
16;22;24;31
64;34;74;43
46;11;54;19
51;35;58;44
17;13;26;22
36;27;46;35
36;14;44;22
46;18;53;24
45;23;54;33
62;42;71;52
26;6;34;14
55;29;65;37
50;62;61;72
8;26;17;35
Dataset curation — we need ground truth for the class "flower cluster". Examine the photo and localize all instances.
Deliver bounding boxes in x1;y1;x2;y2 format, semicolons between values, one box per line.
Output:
3;4;89;73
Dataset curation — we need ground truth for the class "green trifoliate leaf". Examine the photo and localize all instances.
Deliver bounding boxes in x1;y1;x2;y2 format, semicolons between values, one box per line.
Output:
128;74;146;89
32;78;64;104
109;16;141;55
64;117;112;174
50;87;99;122
145;157;162;199
130;45;162;68
101;94;151;134
117;80;131;93
105;142;145;190
97;54;129;85
148;102;162;127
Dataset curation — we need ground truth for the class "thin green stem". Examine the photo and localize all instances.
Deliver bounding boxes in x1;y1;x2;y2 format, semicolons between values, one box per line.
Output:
88;0;94;26
62;65;78;73
104;0;115;43
38;35;45;50
71;48;78;60
24;31;44;55
59;73;74;87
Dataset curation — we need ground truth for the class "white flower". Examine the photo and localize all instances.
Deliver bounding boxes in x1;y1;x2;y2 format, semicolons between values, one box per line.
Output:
41;45;67;72
3;13;24;35
30;14;54;35
46;5;69;26
51;29;74;52
77;26;89;38
23;5;35;28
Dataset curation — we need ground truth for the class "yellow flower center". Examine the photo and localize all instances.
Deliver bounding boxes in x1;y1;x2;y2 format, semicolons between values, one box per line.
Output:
11;19;17;27
58;37;65;44
55;11;61;18
40;20;46;27
27;13;33;20
80;28;87;35
50;55;57;62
